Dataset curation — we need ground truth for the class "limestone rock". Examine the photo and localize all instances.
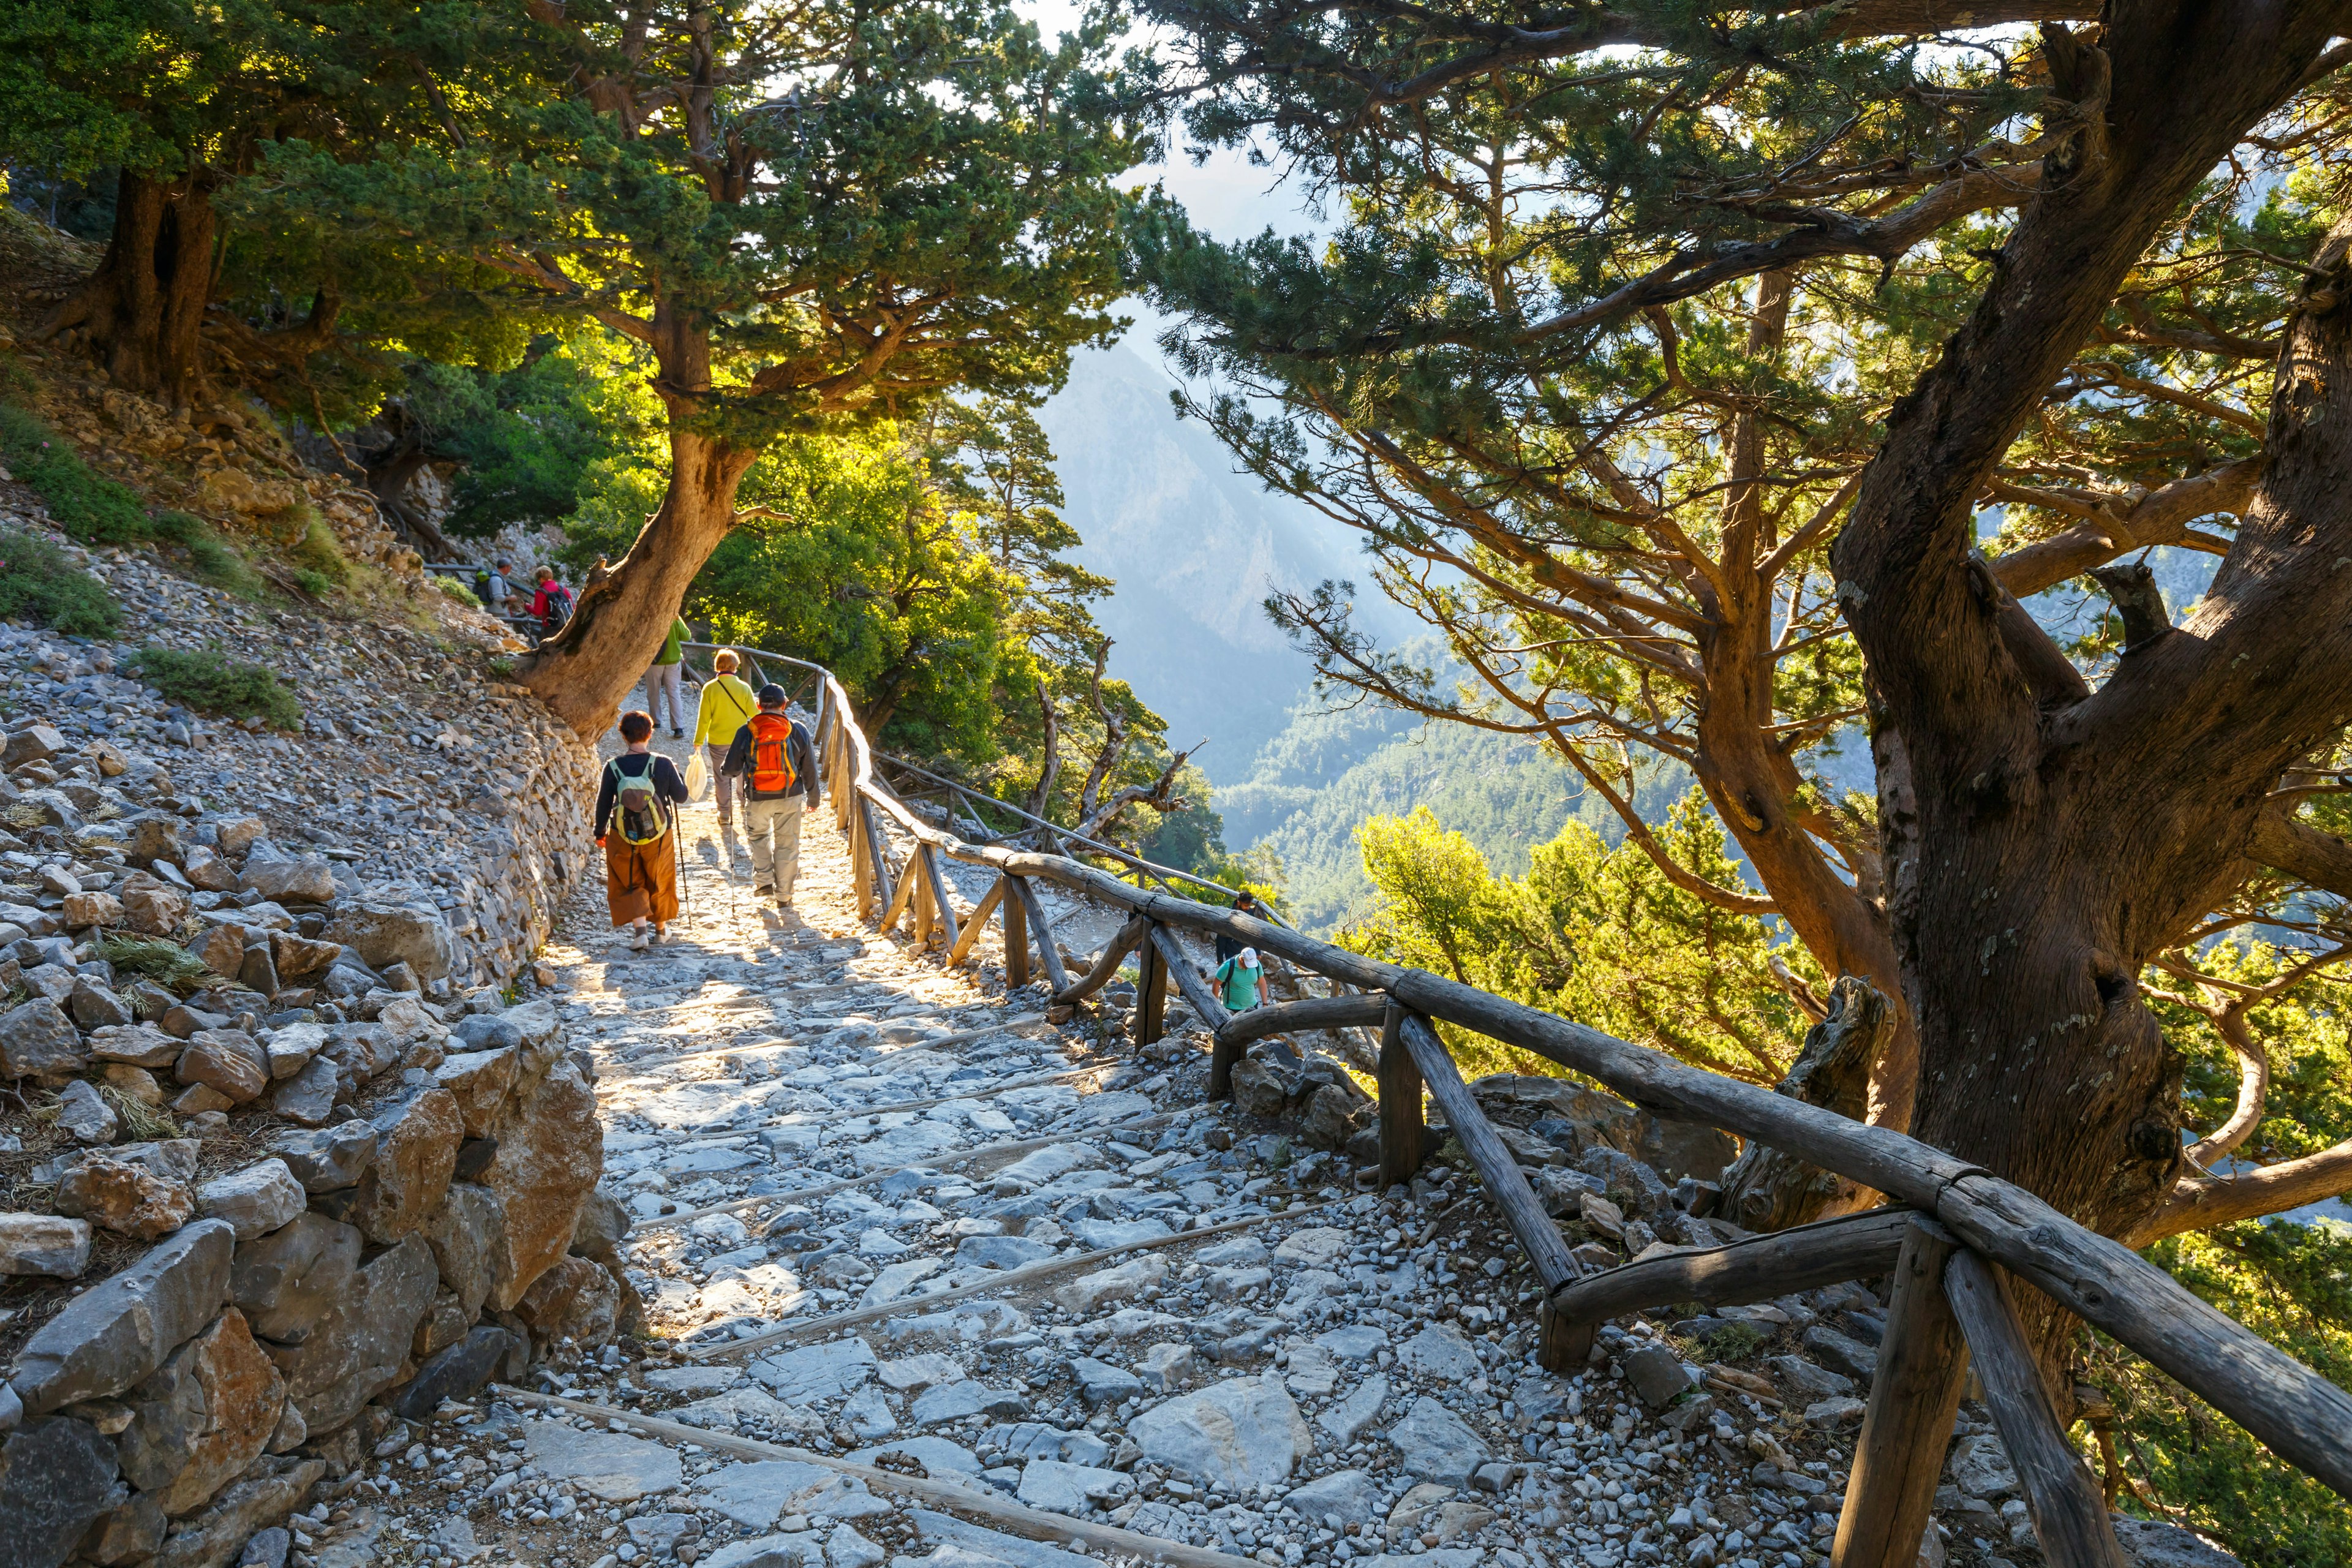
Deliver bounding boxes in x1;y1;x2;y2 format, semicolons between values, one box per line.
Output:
523;1419;682;1503
482;1057;600;1311
195;1160;306;1241
347;1087;462;1244
57;1077;120;1143
150;1456;324;1568
1947;1432;2018;1499
89;1024;183;1068
266;1057;341;1126
230;1213;360;1345
119;1308;286;1515
126;816;184;867
4;725;68;766
0;1213;92;1278
0;1415;125;1568
1396;1323;1481;1381
1129;1374;1313;1491
273;1122;375;1191
420;1182;506;1319
322;905;455;982
56;1153;196;1241
13;1218;236;1415
2111;1518;2240;1568
121;883;190;937
388;1325;517;1421
0;998;88;1082
434;1046;519;1138
176;1031;270;1104
1287;1468;1381;1528
179;845;236;893
70;976;135;1030
1384;1396;1491;1485
81;1490;168;1565
261;1023;325;1080
1048;1255;1167;1315
262;1234;437;1432
213;818;268;861
516;1255;620;1350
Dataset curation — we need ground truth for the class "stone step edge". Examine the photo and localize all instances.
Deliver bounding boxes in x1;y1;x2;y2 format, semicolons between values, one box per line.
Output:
632;1112;1183;1234
600;1010;1049;1079
690;1198;1335;1362
495;1384;1261;1568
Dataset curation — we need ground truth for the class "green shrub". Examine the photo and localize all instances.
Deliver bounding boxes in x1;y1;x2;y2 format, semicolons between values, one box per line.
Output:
143;510;266;596
435;576;481;609
96;933;209;993
0;404;155;546
288;516;351;590
1701;1321;1768;1363
129;644;303;729
0;528;119;636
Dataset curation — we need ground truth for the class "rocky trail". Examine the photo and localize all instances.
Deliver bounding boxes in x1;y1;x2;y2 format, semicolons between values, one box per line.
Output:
322;742;2233;1568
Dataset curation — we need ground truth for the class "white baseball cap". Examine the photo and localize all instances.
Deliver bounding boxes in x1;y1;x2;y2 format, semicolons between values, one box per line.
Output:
1240;948;1259;968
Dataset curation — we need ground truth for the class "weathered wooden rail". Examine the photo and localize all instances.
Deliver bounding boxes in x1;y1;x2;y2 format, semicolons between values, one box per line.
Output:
685;640;2352;1566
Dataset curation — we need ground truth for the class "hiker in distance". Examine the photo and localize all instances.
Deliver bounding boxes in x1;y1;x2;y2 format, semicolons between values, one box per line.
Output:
1215;888;1265;963
693;649;760;829
596;710;689;950
719;683;821;910
643;613;693;739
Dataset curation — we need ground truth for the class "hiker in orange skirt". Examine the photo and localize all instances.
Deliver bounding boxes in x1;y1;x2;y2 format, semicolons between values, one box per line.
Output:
595;710;688;949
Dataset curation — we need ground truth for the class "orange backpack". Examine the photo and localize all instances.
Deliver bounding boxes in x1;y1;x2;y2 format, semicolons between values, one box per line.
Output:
748;712;798;793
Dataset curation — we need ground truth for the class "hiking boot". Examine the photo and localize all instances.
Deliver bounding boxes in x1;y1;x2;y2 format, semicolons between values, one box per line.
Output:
752;884;773;899
630;925;650;951
670;728;685;739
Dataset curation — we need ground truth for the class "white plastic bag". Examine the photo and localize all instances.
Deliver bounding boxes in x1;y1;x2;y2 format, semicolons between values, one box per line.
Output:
684;750;709;801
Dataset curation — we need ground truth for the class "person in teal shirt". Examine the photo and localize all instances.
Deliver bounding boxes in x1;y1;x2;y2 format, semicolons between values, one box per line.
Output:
1213;946;1264;1012
642;615;692;737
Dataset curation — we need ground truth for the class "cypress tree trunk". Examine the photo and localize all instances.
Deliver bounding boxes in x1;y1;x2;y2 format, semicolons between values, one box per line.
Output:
42;170;216;407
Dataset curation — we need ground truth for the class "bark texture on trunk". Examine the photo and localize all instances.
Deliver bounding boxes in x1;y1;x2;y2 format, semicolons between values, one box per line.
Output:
40;170;217;407
1830;3;2352;1368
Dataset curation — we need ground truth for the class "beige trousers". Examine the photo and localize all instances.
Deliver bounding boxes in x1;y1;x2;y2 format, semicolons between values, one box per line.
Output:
745;794;805;898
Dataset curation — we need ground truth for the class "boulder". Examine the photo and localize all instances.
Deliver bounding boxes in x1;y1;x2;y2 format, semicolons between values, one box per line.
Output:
262;1234;437;1432
56;1077;120;1143
176;1031;270;1104
514;1256;619;1351
117;1308;286;1515
2110;1518;2241;1568
1301;1084;1366;1149
81;1491;168;1565
12;1218;236;1415
321;905;455;983
420;1182;506;1319
1629;1112;1739;1185
89;1024;183;1068
266;932;339;982
126;816;184;868
120;884;189;937
450;1015;523;1054
195;1161;306;1242
0;998;88;1082
238;944;277;998
149;1455;323;1568
482;1058;601;1311
1129;1375;1313;1491
273;1122;375;1193
188;926;246;979
4;725;69;766
266;1057;341;1126
213;818;268;861
434;1046;519;1138
0;1213;92;1278
239;859;336;905
0;1415;125;1568
56;1153;196;1241
228;1213;360;1345
64;891;126;929
387;1326;518;1422
262;1023;325;1080
347;1088;462;1244
70;976;134;1029
179;845;236;893
1621;1344;1698;1412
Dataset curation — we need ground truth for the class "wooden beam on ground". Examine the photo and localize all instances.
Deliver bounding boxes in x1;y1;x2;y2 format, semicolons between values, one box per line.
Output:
496;1387;1263;1568
1377;1000;1423;1191
1147;923;1229;1042
1547;1208;1915;1338
1055;914;1148;1005
1217;993;1389;1052
946;876;1008;967
694;1201;1329;1361
1395;1013;1581;1365
1002;878;1030;989
1944;1251;2131;1568
1006;873;1071;995
1833;1215;1970;1568
1137;932;1170;1046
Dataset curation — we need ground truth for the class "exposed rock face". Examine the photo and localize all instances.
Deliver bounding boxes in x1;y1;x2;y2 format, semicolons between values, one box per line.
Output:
12;1219;236;1416
229;1214;361;1345
348;1088;464;1244
515;1255;620;1352
420;1182;507;1321
322;905;456;982
483;1057;601;1311
263;1234;438;1432
118;1309;286;1515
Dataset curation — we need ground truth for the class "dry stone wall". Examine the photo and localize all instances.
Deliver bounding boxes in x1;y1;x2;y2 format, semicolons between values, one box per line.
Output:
0;513;617;1567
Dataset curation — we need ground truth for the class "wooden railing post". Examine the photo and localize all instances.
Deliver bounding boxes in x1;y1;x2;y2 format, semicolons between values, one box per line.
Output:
946;876;1007;968
1147;924;1227;1038
920;845;960;955
1377;1000;1422;1189
1007;875;1071;994
1833;1215;1970;1568
1003;876;1030;989
1136;927;1169;1046
1944;1251;2130;1568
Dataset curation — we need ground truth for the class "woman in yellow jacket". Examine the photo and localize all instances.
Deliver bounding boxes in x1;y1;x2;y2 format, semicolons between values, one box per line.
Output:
693;649;761;827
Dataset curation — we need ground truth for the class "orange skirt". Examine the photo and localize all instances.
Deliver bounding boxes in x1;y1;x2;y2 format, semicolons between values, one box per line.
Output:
604;829;680;927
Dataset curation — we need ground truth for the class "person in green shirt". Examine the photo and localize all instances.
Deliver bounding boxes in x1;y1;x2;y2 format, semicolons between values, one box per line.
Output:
1213;946;1265;1012
692;649;762;827
641;615;692;738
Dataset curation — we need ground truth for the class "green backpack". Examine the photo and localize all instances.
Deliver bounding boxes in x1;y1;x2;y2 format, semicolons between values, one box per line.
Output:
607;759;670;845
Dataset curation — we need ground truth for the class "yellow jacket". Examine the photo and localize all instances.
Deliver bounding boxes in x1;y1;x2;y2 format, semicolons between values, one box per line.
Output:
693;673;760;747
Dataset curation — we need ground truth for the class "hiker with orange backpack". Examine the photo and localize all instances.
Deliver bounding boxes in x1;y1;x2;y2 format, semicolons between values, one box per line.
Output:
718;683;821;908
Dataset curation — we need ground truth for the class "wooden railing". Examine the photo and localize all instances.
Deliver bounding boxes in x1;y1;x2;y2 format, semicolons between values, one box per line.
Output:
704;641;2352;1566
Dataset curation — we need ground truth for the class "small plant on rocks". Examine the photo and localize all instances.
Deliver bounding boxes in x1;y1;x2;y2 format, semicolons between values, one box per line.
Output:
0;526;119;636
96;932;211;993
129;643;303;729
